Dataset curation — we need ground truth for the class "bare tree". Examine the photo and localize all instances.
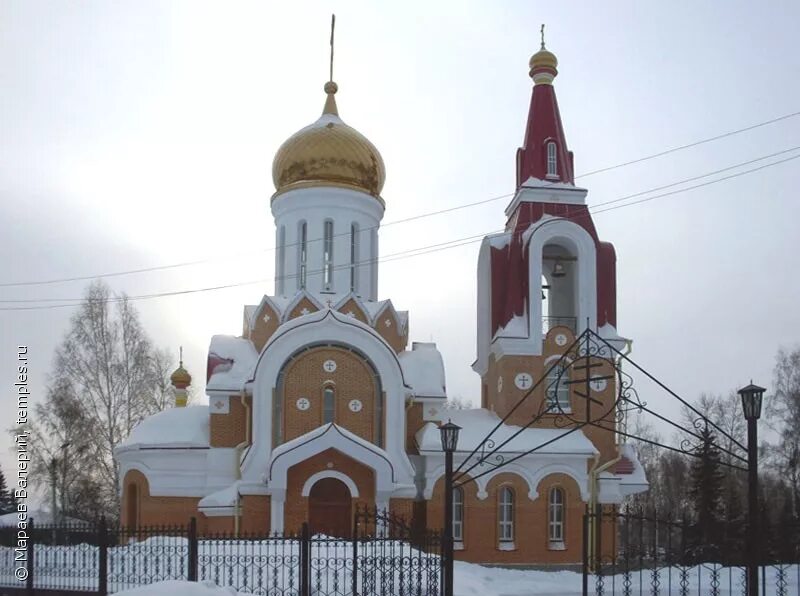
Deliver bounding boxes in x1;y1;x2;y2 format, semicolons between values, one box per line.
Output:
768;346;800;515
30;281;175;518
443;395;472;411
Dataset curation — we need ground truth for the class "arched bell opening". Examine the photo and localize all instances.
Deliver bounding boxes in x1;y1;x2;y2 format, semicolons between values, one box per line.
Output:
541;243;578;334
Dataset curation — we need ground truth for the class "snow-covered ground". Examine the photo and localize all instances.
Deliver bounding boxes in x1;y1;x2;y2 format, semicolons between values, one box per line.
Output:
110;564;800;596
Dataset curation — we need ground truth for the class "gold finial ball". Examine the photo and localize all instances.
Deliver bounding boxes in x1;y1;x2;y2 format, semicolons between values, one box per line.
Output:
529;47;558;84
324;81;338;94
170;364;192;389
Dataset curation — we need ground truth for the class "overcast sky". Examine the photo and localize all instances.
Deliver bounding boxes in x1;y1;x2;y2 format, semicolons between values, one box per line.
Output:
2;1;799;491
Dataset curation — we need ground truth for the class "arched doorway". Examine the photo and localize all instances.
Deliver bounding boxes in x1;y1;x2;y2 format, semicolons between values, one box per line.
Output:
125;483;139;528
308;477;352;537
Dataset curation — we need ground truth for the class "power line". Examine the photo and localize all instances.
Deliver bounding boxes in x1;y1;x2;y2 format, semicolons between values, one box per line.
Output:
4;147;798;311
590;145;800;210
575;109;800;179
2;109;798;289
592;152;800;215
0;232;500;311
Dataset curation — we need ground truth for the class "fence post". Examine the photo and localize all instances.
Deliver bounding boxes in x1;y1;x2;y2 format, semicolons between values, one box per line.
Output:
300;522;310;596
98;516;108;596
594;503;603;576
26;517;34;595
351;512;359;596
188;517;198;582
582;507;589;596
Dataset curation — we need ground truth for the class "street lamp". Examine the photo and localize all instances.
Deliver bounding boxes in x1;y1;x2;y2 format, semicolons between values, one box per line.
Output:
439;420;461;596
738;382;765;596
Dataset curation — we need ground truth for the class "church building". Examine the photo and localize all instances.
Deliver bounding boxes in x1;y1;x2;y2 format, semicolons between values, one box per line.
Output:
114;37;647;565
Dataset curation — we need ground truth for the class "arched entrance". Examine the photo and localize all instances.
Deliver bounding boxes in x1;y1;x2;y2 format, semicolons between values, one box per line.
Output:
308;477;352;537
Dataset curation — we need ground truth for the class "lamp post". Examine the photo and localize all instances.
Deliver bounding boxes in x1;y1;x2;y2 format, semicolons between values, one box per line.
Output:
439;420;461;596
738;382;765;596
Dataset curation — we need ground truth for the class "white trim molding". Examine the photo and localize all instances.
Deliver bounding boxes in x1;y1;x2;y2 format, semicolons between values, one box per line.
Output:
301;470;360;498
241;310;417;493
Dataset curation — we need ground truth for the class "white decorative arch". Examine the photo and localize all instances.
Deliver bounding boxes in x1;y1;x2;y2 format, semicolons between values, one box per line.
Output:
266;424;396;491
423;460;540;501
265;423;401;532
118;462;152;495
473;463;539;501
301;470;359;498
525;217;598;344
529;462;590;501
241;309;416;494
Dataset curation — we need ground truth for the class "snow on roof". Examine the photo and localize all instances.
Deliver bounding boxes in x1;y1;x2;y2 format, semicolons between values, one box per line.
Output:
494;310;528;339
207;335;258;392
117;406;209;449
598;323;630;353
519;175;580;191
269;422;381;464
362;299;388;317
488;232;511;250
243;305;257;323
198;482;241;509
617;443;648;486
399;342;446;398
416;408;597;455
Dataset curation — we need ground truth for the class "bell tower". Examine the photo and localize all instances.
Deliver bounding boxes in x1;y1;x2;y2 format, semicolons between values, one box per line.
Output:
473;34;622;424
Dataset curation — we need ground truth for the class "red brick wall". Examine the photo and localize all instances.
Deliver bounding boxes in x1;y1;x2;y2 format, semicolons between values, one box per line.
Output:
210;394;250;448
279;346;378;445
426;471;587;565
284;448;375;534
250;304;280;352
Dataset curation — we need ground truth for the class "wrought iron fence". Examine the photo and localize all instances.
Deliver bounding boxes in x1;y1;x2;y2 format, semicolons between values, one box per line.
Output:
583;506;800;596
0;510;442;596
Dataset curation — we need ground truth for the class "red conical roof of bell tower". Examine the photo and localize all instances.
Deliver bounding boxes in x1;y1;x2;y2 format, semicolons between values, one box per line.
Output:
515;39;575;187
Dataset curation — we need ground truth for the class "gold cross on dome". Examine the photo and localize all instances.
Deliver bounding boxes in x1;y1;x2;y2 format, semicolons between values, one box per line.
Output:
540;24;546;49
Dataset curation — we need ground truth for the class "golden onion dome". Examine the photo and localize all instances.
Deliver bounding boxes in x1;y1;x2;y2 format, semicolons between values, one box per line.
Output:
170;363;191;389
272;81;386;201
529;41;558;85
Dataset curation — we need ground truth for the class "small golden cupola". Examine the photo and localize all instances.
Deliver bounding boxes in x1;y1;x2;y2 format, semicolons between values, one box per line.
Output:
529;24;558;85
170;348;191;407
271;80;386;201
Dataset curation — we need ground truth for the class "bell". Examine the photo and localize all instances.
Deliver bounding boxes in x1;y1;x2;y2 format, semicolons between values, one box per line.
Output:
552;259;567;278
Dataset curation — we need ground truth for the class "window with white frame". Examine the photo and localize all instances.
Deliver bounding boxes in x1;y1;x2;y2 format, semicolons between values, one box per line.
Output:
546;363;571;411
298;221;308;290
323;385;335;424
323;220;334;290
546;141;558;177
453;487;464;542
548;487;565;544
498;487;514;543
